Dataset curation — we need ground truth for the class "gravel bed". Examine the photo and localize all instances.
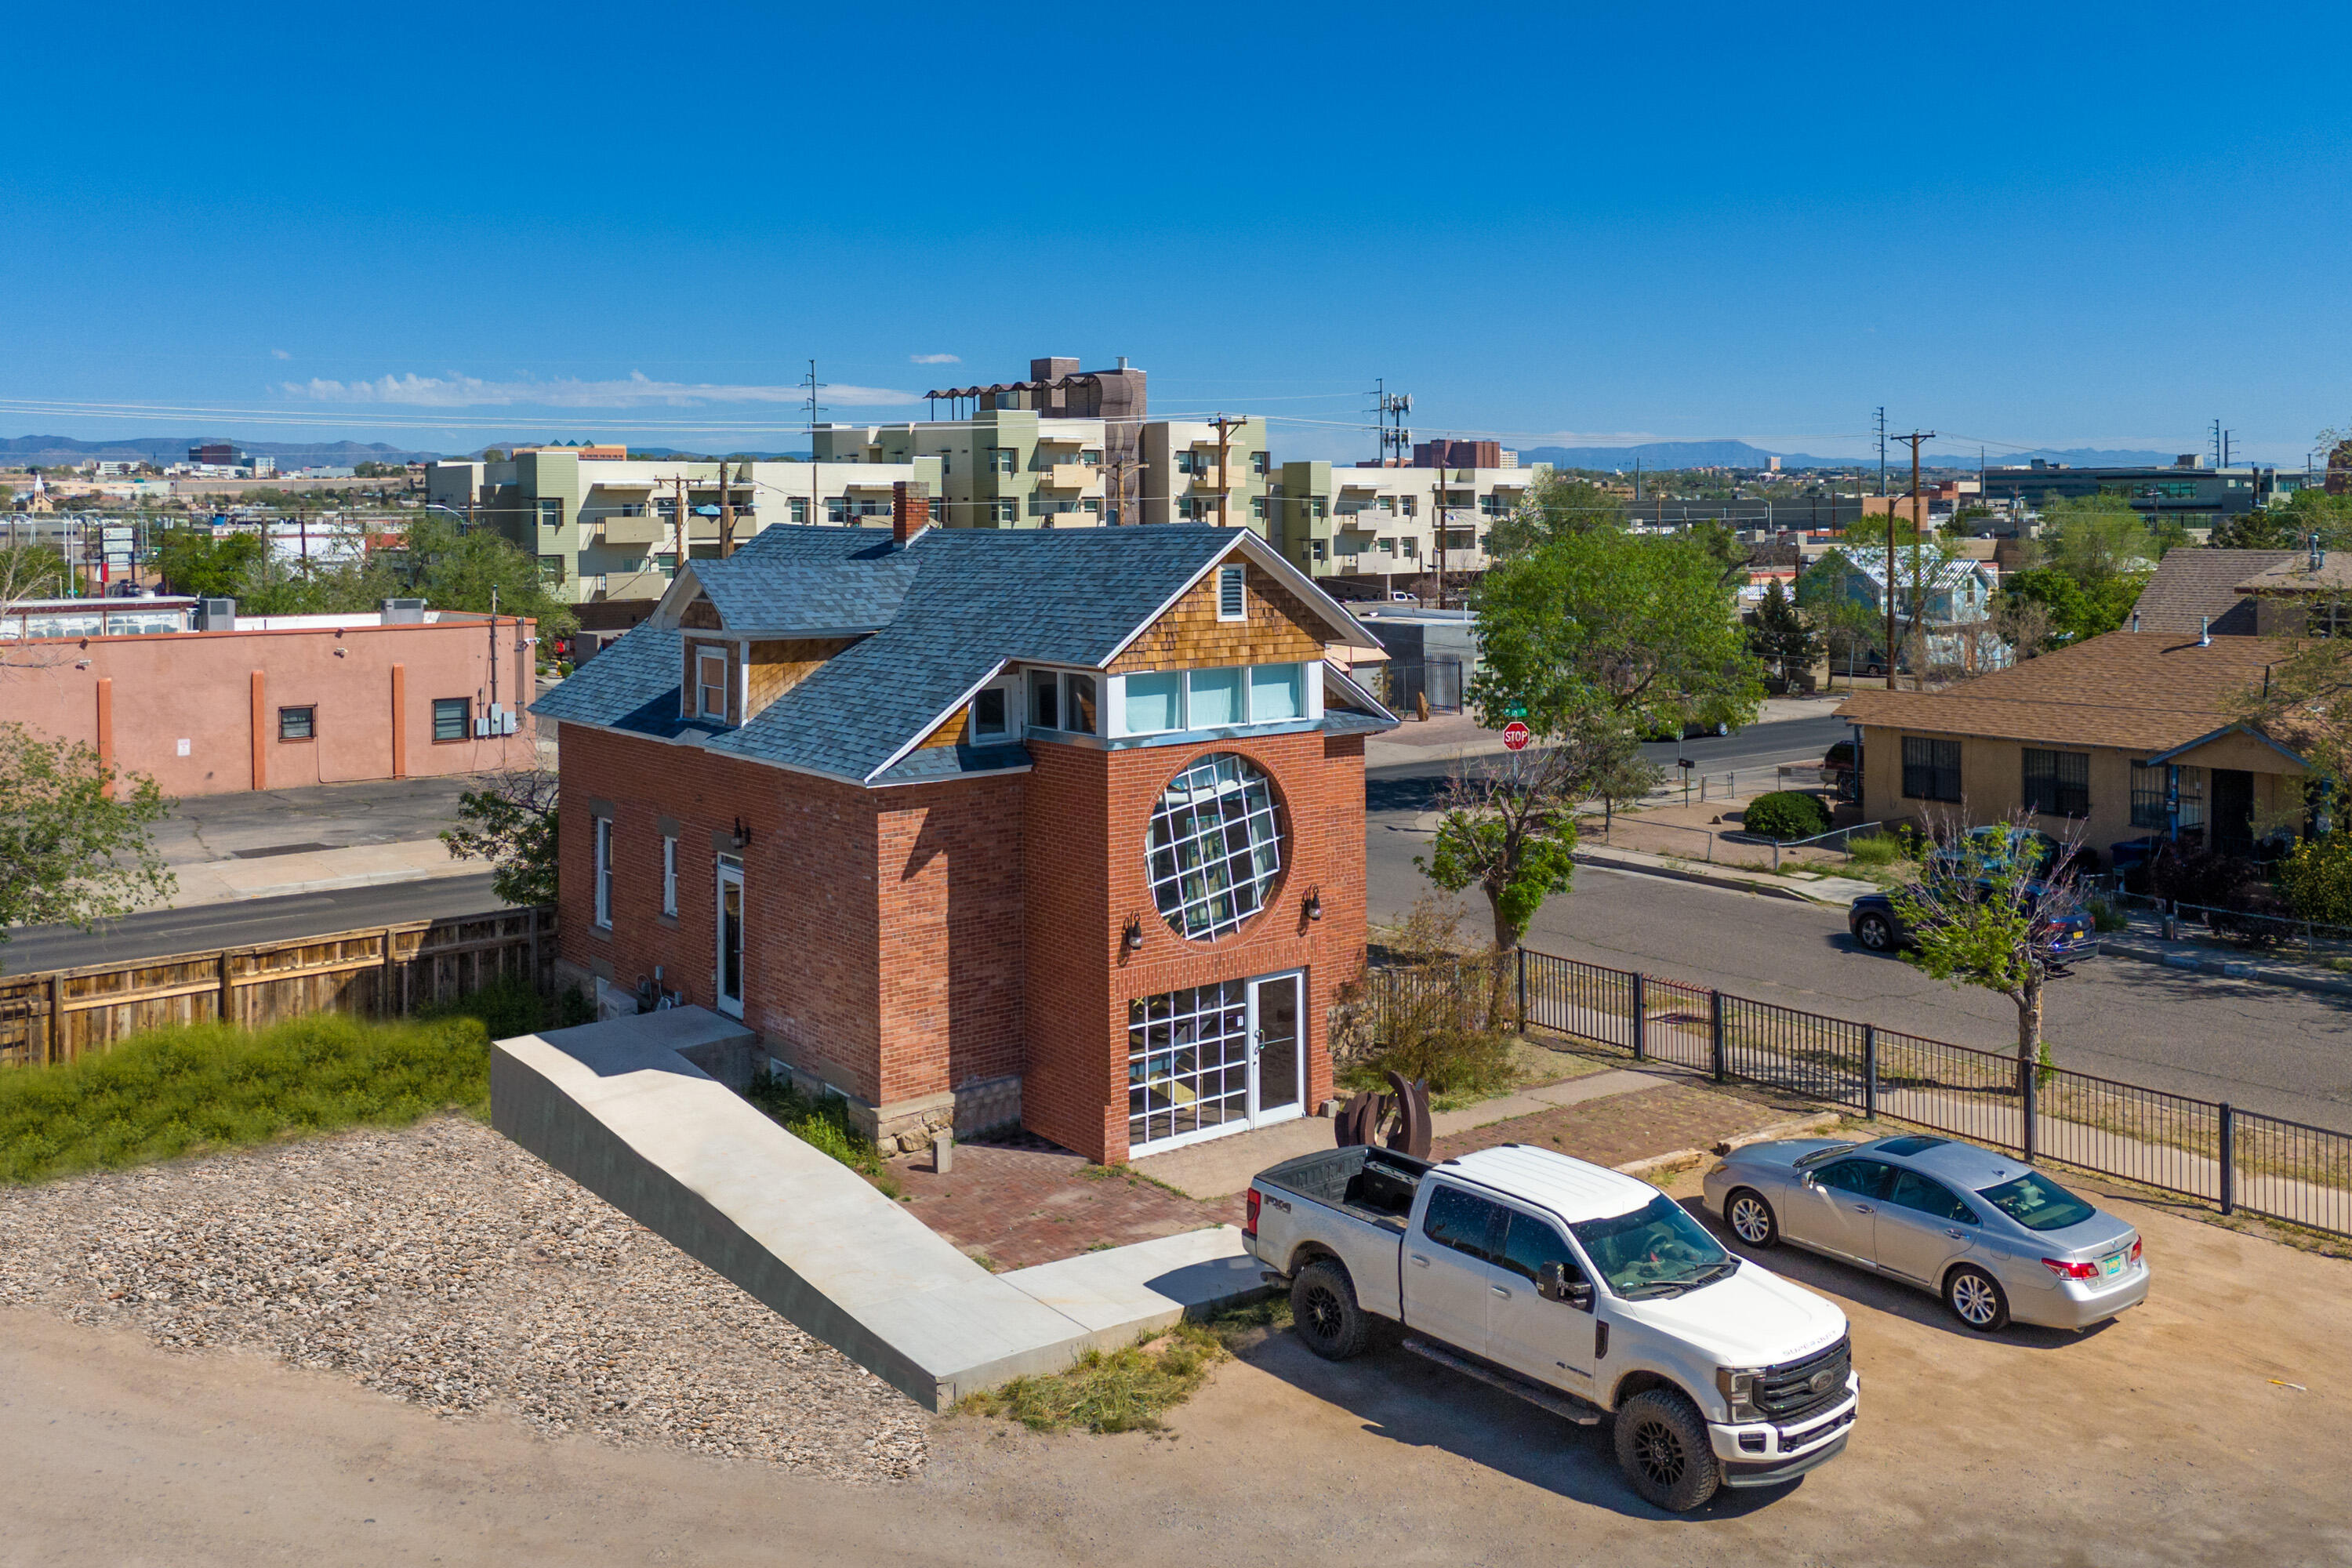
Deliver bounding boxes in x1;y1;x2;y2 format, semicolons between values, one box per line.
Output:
0;1114;931;1482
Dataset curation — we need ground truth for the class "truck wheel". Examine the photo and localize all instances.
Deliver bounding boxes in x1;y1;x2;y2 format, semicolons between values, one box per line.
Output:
1290;1260;1370;1361
1613;1389;1721;1512
1726;1189;1780;1248
1945;1265;2011;1331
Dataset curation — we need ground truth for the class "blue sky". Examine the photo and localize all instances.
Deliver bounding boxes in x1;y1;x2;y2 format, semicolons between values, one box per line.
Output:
4;2;2346;465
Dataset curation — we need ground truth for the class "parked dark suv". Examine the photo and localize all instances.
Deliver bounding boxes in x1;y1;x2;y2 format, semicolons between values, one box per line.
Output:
1848;883;2100;960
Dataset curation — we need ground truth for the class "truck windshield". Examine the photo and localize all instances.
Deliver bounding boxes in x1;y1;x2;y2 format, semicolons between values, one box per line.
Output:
1570;1196;1734;1299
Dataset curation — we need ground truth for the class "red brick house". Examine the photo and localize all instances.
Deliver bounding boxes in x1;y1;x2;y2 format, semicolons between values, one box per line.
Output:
532;487;1396;1163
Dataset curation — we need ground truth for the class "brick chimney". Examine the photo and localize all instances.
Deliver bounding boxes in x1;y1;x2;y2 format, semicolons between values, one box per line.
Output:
891;480;930;546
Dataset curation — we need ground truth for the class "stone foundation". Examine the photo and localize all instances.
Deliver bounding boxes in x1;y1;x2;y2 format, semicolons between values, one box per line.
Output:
757;1060;1024;1155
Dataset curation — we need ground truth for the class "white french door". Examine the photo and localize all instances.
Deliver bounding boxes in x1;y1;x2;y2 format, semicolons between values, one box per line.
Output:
1124;969;1305;1155
715;855;744;1018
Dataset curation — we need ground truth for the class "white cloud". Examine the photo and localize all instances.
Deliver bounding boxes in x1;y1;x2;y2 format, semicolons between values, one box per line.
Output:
909;352;961;365
283;371;917;408
270;347;292;360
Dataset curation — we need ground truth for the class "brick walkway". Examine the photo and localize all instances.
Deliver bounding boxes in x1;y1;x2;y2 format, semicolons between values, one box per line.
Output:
885;1137;1225;1272
884;1073;1820;1271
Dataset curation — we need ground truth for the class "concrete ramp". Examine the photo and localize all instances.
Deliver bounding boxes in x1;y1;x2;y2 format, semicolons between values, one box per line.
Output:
492;1009;1263;1410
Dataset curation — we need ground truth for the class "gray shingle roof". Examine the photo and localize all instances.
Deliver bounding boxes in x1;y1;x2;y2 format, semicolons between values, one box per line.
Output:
2130;549;2295;637
688;554;916;632
533;524;1390;785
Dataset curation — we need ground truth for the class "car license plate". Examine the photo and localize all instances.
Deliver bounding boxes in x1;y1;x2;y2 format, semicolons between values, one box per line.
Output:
2100;1252;2125;1277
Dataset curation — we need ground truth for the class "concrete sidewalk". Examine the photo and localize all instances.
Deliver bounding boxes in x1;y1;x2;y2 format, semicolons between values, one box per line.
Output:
1573;842;1879;908
2097;925;2352;1001
492;1008;1271;1411
162;838;486;909
1133;1067;1674;1199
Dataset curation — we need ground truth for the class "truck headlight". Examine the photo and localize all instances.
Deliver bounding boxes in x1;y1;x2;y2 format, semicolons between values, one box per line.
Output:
1716;1366;1765;1423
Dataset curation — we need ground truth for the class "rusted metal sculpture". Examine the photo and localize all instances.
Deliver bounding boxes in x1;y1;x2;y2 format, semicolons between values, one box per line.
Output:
1333;1071;1432;1160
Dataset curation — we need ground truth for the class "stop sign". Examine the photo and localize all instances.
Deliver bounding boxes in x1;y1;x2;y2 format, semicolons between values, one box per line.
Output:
1501;721;1532;751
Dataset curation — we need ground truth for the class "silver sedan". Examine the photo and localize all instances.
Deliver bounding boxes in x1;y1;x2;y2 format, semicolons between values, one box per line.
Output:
1700;1134;2151;1332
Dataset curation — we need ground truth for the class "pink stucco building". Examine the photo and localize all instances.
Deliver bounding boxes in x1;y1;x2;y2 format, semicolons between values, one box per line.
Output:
1;602;537;795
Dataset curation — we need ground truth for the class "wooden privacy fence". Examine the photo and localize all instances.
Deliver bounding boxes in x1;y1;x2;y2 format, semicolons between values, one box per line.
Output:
0;907;557;1070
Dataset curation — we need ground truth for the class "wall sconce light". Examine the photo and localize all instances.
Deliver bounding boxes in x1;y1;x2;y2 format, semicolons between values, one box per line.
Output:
1304;887;1324;922
332;647;347;657
1122;914;1145;952
731;816;751;848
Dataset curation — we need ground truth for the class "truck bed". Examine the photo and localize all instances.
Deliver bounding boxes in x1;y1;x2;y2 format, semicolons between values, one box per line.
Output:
1257;1145;1431;1232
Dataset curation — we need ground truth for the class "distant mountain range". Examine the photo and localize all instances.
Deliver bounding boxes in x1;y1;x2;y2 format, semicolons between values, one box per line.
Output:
2;434;818;465
0;434;437;465
1522;440;2187;472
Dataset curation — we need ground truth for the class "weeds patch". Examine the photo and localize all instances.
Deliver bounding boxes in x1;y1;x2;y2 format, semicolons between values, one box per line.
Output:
955;1297;1295;1435
0;1011;497;1185
744;1071;902;1198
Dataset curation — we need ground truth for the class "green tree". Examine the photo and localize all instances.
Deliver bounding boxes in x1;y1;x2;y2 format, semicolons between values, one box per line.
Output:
1746;578;1820;683
2275;832;2352;926
0;724;175;973
1998;566;2140;646
1888;816;2091;1089
1417;728;1658;1027
2;536;74;612
1795;550;1880;684
2032;493;2168;585
390;512;576;637
154;527;266;598
1471;528;1765;739
439;769;559;906
2211;488;2352;551
1482;470;1627;557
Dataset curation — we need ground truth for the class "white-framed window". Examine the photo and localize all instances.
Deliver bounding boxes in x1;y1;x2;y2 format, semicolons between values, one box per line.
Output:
971;684;1011;739
993;500;1018;523
1022;670;1100;735
1248;663;1303;721
593;816;613;929
1029;669;1058;730
1123;670;1185;734
1311;540;1327;562
1216;564;1247;621
697;651;728;719
661;834;677;917
1188;666;1243;726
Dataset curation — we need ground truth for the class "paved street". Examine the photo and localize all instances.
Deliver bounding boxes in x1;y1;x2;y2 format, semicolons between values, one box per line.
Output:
1;873;510;974
1367;717;2352;1133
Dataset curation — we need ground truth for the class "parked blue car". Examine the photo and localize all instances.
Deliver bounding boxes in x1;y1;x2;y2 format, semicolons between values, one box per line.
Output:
1848;883;2100;960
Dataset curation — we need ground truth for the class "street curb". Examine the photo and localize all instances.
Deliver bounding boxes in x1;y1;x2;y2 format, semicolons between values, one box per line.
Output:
1571;848;1840;906
1613;1112;1846;1182
2100;938;2352;1000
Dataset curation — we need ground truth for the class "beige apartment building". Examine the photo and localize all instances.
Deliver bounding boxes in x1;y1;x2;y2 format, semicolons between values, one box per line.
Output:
1267;459;1541;592
426;446;938;603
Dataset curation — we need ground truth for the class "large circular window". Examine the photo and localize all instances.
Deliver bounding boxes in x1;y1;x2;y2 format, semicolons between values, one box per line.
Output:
1146;753;1286;941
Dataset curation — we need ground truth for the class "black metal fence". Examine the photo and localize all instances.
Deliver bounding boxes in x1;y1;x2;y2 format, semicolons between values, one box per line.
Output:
1499;947;2351;1240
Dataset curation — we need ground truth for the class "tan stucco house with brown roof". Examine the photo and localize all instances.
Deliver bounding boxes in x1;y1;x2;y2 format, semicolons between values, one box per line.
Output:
1835;629;2311;863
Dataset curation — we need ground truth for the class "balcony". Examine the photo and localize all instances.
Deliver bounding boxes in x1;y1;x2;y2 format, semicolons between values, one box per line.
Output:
1040;461;1101;489
597;514;672;546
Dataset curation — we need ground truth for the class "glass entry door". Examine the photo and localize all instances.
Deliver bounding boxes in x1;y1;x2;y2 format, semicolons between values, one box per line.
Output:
1248;971;1303;1125
715;856;744;1018
1125;969;1305;1154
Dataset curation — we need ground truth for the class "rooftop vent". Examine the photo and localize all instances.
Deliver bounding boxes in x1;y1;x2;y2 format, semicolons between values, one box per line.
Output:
2311;532;2325;572
2199;615;2211;648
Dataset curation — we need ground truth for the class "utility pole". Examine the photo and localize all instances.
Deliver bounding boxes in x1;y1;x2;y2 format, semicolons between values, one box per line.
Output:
1875;406;1889;496
1209;413;1250;529
669;474;688;578
802;360;827;529
1105;449;1139;526
1886;430;1936;688
1368;382;1412;466
717;459;735;557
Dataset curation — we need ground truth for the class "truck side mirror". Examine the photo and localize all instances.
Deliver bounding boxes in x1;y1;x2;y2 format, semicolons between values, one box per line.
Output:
1538;1261;1593;1310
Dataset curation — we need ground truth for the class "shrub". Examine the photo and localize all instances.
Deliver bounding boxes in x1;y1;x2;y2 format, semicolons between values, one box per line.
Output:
2086;898;2129;933
2275;833;2352;927
0;1012;491;1185
745;1070;902;1196
1742;791;1833;842
1334;898;1519;1102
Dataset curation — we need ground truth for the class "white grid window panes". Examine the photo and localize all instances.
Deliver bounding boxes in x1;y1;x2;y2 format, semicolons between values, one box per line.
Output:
1147;753;1284;939
1127;981;1249;1150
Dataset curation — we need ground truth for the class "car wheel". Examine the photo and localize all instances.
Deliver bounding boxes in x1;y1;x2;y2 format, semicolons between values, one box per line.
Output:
1613;1389;1721;1512
1726;1189;1780;1249
1946;1265;2011;1331
1855;913;1896;952
1290;1259;1370;1361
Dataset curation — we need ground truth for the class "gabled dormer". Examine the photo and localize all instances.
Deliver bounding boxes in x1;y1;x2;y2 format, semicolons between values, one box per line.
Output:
650;555;916;727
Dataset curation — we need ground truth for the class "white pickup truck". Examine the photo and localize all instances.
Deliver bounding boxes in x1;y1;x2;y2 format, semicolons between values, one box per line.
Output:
1246;1142;1858;1510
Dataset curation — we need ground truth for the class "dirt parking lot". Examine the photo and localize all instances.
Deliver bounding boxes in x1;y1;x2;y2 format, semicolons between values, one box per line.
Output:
4;1159;2347;1566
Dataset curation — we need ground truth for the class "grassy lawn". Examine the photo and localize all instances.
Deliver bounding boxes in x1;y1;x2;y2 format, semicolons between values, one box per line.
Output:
0;977;563;1185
